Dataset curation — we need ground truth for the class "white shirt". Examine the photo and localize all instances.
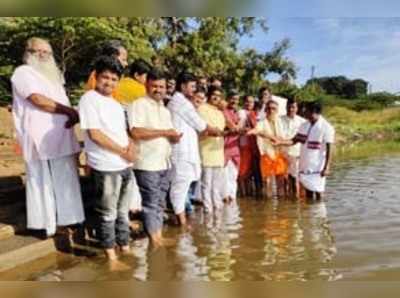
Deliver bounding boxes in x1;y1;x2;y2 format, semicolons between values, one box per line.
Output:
167;92;207;166
128;96;174;171
79;90;132;171
297;116;335;174
281;114;307;157
11;65;80;162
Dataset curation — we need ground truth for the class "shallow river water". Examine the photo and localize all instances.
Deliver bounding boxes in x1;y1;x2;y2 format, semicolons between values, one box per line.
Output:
4;144;400;281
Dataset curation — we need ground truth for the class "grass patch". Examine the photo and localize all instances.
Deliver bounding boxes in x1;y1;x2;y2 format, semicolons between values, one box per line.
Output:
325;106;400;141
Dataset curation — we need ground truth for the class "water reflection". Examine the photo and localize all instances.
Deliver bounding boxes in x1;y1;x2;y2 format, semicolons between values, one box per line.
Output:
5;149;400;281
121;198;338;281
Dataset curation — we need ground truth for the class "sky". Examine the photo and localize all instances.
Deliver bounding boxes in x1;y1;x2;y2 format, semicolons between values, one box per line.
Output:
239;1;400;93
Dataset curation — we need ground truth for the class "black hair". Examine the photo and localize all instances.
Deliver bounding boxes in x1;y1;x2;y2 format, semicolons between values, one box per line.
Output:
100;40;125;57
210;76;221;83
128;59;151;77
195;86;207;94
305;101;323;114
286;97;298;107
258;85;271;98
147;68;167;82
207;85;223;98
176;72;197;92
227;89;239;99
94;56;124;78
243;94;254;102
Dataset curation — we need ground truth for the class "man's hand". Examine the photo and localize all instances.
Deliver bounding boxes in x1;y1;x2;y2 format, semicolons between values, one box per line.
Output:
321;166;330;177
165;129;183;143
206;126;223;137
65;109;80;129
120;140;137;163
246;128;257;136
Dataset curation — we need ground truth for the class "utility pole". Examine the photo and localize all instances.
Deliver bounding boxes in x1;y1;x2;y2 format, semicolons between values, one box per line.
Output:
310;65;316;93
311;65;315;80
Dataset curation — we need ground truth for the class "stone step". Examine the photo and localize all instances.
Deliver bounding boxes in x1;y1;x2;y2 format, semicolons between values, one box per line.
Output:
0;214;26;241
0;235;57;273
0;252;64;281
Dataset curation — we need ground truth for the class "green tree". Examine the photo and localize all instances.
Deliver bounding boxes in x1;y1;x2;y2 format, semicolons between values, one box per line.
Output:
306;76;368;99
0;17;296;102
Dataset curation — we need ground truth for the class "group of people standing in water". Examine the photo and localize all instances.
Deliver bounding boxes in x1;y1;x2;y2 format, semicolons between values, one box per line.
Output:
10;37;334;262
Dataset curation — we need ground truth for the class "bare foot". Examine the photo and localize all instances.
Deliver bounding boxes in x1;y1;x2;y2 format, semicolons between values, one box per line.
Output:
149;233;163;250
108;259;131;272
176;212;188;226
105;248;118;261
119;245;132;255
160;237;177;247
180;222;193;233
129;220;141;231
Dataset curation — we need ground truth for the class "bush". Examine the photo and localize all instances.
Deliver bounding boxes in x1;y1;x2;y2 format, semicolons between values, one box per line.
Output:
361;92;398;107
0;78;11;105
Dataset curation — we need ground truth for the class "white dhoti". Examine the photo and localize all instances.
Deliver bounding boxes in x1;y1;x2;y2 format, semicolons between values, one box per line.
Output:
130;173;142;211
170;161;201;215
25;155;85;236
201;167;225;213
287;155;300;178
299;172;326;193
223;160;239;200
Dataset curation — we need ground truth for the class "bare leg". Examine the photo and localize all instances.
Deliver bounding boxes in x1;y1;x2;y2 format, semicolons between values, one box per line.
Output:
176;212;187;226
277;175;287;198
120;245;132;255
305;189;314;200
149;231;163;249
239;179;246;197
105;247;118;261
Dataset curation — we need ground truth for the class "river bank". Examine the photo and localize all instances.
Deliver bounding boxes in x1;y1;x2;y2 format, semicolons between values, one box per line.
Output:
325;106;400;145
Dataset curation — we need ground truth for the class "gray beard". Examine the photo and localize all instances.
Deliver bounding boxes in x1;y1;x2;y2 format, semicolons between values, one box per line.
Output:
25;54;65;86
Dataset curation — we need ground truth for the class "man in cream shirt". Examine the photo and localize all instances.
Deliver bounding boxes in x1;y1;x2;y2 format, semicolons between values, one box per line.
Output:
198;86;226;214
128;69;182;248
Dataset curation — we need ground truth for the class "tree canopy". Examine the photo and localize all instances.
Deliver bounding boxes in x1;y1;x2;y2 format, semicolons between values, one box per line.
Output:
0;17;296;103
305;76;368;99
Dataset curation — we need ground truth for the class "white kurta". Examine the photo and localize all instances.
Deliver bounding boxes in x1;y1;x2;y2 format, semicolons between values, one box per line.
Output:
11;65;84;236
281;115;307;178
168;92;207;214
297;116;335;192
11;65;80;162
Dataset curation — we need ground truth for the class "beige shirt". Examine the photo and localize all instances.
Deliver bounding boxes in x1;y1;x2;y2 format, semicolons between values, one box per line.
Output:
127;96;174;171
198;103;226;167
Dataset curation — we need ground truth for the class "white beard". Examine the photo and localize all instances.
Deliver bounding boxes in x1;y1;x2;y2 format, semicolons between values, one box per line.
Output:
25;54;65;86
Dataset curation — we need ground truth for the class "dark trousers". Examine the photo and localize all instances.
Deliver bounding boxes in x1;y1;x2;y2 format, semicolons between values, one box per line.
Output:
134;169;170;235
92;168;134;249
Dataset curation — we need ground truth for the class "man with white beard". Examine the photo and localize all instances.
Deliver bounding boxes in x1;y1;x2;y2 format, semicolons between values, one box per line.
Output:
11;37;85;237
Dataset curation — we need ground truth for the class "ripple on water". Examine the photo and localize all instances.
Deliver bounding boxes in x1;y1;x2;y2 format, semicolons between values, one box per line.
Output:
8;155;400;281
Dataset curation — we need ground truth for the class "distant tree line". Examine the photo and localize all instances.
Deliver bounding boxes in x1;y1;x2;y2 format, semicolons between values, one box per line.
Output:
305;76;368;99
